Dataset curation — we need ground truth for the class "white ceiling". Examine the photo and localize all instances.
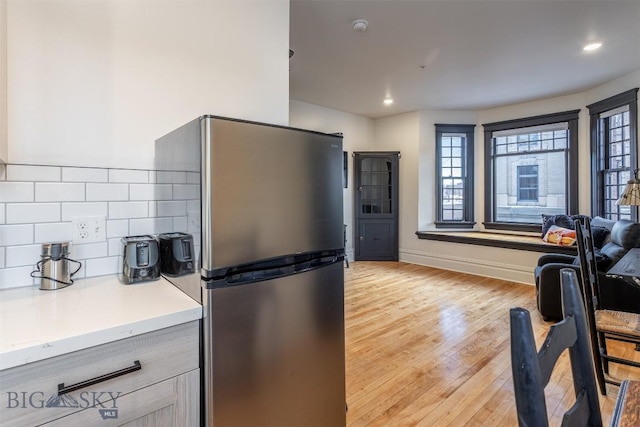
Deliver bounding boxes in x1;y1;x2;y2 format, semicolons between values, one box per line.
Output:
289;0;640;119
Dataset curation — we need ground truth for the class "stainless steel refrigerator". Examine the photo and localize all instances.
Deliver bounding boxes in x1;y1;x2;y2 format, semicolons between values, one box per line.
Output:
155;115;346;427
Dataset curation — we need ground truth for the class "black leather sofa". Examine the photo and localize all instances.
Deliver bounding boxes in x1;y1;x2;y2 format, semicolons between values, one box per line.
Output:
534;218;640;321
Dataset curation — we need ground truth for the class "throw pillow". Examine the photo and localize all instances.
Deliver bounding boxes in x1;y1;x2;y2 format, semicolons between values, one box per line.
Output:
541;214;575;237
591;226;610;249
543;225;577;246
590;216;615;232
591;216;616;247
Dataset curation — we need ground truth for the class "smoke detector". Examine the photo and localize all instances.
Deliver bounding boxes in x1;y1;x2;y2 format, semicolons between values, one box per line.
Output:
352;19;368;32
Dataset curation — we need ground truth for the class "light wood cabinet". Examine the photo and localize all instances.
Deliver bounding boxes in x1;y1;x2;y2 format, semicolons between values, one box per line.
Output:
0;321;200;426
42;369;199;427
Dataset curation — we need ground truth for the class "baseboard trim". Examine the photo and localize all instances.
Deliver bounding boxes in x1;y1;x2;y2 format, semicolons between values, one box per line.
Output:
399;248;534;285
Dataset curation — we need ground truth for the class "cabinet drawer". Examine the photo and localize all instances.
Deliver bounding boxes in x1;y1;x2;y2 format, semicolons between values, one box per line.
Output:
1;321;199;427
42;369;200;427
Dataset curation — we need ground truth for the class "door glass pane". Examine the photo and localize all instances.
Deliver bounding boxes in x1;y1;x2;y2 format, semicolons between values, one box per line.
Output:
359;156;393;215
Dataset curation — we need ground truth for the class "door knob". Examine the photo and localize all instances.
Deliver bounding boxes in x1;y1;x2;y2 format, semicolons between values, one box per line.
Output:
359;236;364;240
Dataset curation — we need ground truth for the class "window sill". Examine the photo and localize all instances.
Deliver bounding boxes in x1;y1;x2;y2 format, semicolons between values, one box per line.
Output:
434;221;476;229
415;230;577;254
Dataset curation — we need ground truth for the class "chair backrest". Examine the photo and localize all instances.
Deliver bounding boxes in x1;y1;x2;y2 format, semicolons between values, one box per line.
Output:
575;218;602;313
574;217;609;396
510;268;602;426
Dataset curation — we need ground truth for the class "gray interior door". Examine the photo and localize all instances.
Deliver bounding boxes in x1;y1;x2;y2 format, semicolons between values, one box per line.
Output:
354;152;399;261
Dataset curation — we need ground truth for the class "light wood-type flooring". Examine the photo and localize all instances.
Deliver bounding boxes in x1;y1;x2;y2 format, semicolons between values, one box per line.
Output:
344;261;640;426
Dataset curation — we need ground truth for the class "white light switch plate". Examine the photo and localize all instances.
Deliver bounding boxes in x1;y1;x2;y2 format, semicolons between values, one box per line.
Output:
72;216;106;244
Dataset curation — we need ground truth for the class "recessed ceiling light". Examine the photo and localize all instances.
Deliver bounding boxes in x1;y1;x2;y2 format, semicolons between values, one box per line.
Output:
383;98;393;106
583;42;602;52
352;19;368;32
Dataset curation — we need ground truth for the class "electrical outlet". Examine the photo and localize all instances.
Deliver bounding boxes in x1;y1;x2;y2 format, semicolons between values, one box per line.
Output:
72;216;106;244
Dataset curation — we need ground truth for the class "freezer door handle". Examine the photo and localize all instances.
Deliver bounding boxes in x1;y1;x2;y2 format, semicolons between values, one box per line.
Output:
202;248;344;289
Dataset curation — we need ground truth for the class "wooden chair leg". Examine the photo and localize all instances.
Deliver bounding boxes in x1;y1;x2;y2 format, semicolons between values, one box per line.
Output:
610;379;640;427
600;332;611;375
589;328;608;395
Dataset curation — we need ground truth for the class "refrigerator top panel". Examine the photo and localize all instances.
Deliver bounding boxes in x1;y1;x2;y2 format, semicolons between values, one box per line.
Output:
156;115;344;277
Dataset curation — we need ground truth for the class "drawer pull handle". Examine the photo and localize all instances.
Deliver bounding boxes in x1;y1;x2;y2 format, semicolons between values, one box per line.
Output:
58;360;142;395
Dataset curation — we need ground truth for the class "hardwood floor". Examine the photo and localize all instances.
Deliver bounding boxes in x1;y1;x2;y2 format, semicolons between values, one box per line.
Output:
344;261;640;426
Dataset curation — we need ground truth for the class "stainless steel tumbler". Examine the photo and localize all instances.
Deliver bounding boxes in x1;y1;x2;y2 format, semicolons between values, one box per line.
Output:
35;242;82;290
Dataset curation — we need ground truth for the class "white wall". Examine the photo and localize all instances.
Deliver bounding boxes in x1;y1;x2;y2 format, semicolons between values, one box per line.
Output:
0;0;7;163
586;69;640;106
373;111;421;256
289;100;375;260
7;0;290;170
416;110;477;230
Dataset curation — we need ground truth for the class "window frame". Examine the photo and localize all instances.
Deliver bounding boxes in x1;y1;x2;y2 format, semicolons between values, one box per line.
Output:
434;124;476;229
588;88;639;221
483;110;580;233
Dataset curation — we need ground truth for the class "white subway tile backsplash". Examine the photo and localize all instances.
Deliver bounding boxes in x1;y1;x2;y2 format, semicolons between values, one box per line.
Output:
7;165;61;182
109;169;148;183
186;172;199;184
85;256;119;277
157;201;187;217
108;238;123;256
35;183;85;202
173;184;199;200
127;218;154;236
34;222;73;243
61;202;108;221
173;216;188;232
0;163;196;288
86;183;129;201
156;218;175;234
69;263;86;281
0;182;34;202
149;202;157;217
0;266;35;289
6;203;61;224
109;201;148;219
157;171;187;184
62;167;108;183
107;219;129;238
5;244;42;267
187;200;199;213
129;217;173;235
130;184;172;201
72;242;108;259
0;224;34;245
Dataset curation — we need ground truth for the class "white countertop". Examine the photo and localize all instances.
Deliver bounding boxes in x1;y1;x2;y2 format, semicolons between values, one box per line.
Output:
0;275;202;370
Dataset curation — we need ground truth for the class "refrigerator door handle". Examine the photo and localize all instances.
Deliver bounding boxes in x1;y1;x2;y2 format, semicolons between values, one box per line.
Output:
202;248;344;289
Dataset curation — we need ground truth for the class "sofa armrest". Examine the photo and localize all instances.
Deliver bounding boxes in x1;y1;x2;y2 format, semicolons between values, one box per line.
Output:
536;253;576;267
536;264;582;321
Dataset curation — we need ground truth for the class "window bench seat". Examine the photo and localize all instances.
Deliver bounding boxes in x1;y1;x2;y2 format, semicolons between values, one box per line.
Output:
415;231;577;255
